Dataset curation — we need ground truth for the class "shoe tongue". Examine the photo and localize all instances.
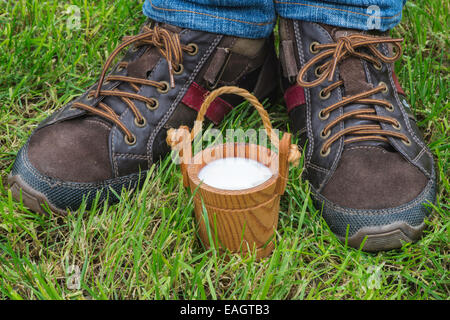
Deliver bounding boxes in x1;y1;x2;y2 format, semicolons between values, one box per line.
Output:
325;26;394;151
127;22;182;79
158;22;183;34
330;28;373;96
126;47;160;79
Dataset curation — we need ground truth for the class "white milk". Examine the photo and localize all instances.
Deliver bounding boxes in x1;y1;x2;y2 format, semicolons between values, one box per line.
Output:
198;157;273;190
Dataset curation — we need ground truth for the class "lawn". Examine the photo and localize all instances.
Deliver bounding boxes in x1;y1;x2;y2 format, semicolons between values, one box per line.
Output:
0;0;448;300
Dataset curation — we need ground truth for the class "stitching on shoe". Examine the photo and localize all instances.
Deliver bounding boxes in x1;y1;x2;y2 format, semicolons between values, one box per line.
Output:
85;119;111;131
307;162;329;174
381;44;432;163
112;25;188;174
306;22;345;192
111;52;166;177
361;46;431;178
323;69;344;192
412;146;426;164
362;58;372;84
146;32;223;167
293;21;314;162
114;153;149;160
346;145;388;154
298;127;307;135
84;118;118;177
385;58;432;177
111;118;120;178
107;26;194;175
386;59;430;152
411;147;434;178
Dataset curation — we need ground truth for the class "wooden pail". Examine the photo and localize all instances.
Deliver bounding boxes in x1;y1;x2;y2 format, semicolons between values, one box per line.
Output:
167;86;300;259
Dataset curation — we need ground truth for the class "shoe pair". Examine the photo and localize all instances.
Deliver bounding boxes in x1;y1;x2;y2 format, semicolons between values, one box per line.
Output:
8;19;436;252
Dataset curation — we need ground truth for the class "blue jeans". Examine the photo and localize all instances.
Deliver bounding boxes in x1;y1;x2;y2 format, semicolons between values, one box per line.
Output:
143;0;406;39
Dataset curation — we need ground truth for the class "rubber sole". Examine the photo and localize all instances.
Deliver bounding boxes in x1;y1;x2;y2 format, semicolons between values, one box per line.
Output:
8;174;68;215
339;221;426;252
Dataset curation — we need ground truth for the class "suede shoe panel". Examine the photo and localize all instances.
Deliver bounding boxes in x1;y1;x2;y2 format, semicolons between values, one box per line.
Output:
321;147;428;209
28;118;113;183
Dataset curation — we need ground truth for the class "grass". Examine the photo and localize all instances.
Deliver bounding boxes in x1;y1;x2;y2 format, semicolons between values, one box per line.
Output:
0;0;448;300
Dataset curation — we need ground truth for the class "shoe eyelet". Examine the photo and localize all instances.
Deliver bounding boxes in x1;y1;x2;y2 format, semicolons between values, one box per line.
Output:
173;64;184;75
315;66;324;78
320;129;331;139
392;121;401;130
310;41;320;54
402;138;411;146
157;81;170;94
318;110;330;120
146;99;159;110
320;147;331;157
205;81;218;91
134;117;146;128
186;43;199;56
379;81;389;94
131;45;139;53
373;62;383;71
86;93;95;101
124;134;137;146
319;89;331;100
386;103;395;112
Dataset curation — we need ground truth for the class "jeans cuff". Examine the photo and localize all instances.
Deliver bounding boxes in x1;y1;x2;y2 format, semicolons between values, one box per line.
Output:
275;0;404;31
143;0;275;39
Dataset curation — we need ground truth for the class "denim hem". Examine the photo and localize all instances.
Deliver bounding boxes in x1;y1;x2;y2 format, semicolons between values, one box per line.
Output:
275;0;404;31
143;0;276;39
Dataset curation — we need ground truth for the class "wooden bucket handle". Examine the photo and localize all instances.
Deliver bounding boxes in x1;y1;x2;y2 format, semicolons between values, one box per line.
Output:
192;86;276;145
167;86;300;191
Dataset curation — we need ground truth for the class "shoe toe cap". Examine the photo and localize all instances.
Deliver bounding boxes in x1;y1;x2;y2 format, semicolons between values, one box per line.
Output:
321;147;429;210
27;118;113;183
316;147;436;249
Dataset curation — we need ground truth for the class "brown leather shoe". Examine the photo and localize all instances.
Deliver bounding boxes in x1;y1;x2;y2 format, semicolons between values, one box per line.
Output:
8;19;278;214
278;18;436;251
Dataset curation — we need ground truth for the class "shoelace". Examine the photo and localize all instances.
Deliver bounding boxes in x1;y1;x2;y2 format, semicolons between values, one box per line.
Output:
297;34;410;156
72;25;198;145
